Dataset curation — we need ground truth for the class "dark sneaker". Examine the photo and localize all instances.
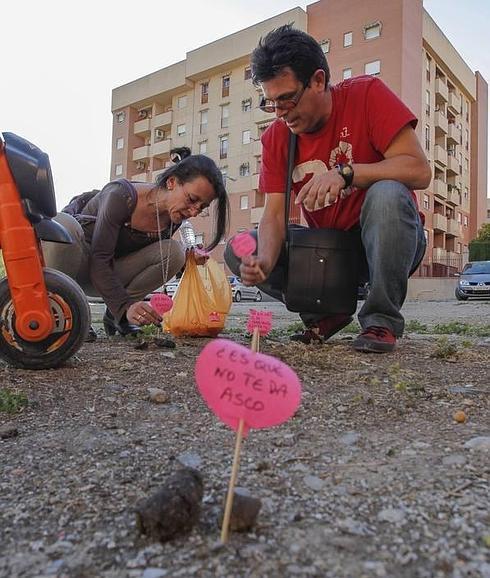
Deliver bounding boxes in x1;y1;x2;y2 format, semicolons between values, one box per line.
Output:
290;314;353;345
353;326;396;353
85;326;98;343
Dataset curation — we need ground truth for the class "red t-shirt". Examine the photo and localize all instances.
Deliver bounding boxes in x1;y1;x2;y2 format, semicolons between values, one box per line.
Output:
259;75;418;230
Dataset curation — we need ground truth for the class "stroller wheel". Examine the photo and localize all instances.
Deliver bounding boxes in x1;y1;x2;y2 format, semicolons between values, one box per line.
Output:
0;268;90;369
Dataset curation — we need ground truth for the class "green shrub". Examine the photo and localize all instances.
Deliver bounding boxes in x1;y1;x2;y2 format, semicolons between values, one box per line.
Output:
0;388;28;413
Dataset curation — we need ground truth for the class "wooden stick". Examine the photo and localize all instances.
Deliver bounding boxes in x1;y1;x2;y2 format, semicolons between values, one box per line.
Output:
220;417;245;544
252;326;260;353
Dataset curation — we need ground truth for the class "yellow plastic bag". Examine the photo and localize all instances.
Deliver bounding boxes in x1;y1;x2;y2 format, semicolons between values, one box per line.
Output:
163;253;232;337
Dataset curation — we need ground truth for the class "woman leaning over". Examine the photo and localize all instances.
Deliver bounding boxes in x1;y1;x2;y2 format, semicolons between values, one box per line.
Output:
43;153;229;338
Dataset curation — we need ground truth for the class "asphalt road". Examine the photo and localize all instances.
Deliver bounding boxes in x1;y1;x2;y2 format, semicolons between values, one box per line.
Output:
89;298;490;331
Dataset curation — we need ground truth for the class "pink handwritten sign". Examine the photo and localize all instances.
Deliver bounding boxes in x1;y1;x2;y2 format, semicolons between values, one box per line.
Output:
195;339;301;435
247;309;272;336
230;232;256;258
150;293;173;315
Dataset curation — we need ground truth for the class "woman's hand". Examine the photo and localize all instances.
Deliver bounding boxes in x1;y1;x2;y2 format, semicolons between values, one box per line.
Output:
190;245;209;266
126;301;162;326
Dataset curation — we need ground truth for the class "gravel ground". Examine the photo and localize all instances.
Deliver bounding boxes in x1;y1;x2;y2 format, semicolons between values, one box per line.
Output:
1;299;489;578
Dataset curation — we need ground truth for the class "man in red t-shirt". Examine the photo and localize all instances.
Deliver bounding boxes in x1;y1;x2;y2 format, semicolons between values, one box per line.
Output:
225;25;431;353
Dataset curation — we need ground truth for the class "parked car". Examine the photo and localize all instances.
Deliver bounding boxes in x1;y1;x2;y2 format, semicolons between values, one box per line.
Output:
455;260;490;300
228;276;262;302
145;278;180;301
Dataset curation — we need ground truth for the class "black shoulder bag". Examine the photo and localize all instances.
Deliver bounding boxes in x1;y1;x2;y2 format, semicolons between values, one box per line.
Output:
283;132;362;314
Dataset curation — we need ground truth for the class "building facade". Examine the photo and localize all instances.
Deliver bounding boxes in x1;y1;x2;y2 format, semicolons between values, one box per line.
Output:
111;0;488;275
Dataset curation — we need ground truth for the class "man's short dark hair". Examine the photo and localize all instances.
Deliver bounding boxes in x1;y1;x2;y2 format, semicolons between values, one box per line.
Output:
251;24;330;88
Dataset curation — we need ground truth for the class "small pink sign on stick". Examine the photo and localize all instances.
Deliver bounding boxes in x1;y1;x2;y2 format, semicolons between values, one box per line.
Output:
150;293;174;315
230;232;256;258
247;309;272;336
195;338;301;436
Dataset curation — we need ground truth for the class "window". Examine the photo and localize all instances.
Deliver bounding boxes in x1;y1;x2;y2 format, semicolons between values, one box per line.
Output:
242;130;251;144
219;135;228;159
220;167;228;180
220;104;229;129
116;137;124;150
425;54;431;82
365;60;381;76
423;194;430;210
222;75;230;97
239;163;250;177
463;215;468;227
115;163;123;176
457;242;462;253
457;212;462;224
465;129;469;151
464;100;469;122
244;67;251;80
465;158;469;173
116;111;125;123
342;68;352;80
425;90;431;115
425;125;430;151
195;233;204;245
201;82;209;104
241;98;252;112
240;195;249;210
464;187;468;201
177;95;187;109
424;229;429;242
319;39;330;53
199;141;207;154
343;32;353;47
177;124;186;137
364;22;381;40
199;110;208;135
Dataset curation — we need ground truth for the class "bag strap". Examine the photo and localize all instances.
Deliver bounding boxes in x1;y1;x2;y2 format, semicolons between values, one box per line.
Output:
284;131;297;232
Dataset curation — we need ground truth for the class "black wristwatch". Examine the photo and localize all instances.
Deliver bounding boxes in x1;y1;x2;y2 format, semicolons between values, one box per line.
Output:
335;163;354;188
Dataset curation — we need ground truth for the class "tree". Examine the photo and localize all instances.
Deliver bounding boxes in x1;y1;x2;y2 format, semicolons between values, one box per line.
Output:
475;223;490;241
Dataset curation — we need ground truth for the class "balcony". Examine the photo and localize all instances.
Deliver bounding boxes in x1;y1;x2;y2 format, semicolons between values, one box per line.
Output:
447;187;460;205
447;123;461;144
433;145;447;167
253;108;273;124
132;145;151;161
152;139;171;159
132;172;149;182
448;92;461;115
446;154;459;176
434;110;448;135
435;78;448;102
446;219;461;237
154;110;173;129
152;169;166;181
433;178;447;200
252;139;262;156
433;212;447;232
134;118;151;135
250;206;264;224
433;247;447;262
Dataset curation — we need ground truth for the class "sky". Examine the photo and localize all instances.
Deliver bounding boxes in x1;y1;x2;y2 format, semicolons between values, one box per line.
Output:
1;0;489;209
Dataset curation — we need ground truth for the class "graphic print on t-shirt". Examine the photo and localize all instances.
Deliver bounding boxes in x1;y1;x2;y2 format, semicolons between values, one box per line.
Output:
292;140;354;211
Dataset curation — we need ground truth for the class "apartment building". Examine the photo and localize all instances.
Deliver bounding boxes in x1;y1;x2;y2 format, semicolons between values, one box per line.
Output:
111;0;488;274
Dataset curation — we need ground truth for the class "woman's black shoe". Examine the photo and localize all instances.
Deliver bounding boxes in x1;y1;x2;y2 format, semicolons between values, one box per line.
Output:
103;309;142;337
85;326;98;342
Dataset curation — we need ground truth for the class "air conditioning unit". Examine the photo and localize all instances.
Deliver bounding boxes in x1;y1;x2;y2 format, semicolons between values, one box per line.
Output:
136;161;146;171
155;129;165;140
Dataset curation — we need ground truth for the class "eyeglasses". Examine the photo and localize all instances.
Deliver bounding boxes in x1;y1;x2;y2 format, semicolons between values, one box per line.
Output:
259;84;308;113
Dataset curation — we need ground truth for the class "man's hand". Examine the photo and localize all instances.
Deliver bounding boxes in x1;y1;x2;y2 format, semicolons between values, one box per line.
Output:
239;256;267;286
127;301;162;325
295;169;347;211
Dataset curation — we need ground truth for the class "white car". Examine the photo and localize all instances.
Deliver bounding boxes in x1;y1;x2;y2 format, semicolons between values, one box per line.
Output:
146;278;180;301
228;276;262;302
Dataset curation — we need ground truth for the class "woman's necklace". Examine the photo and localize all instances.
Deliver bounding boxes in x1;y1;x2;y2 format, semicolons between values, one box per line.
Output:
154;192;174;288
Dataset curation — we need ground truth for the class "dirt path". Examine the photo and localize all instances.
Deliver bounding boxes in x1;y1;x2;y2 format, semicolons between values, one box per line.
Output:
1;303;489;578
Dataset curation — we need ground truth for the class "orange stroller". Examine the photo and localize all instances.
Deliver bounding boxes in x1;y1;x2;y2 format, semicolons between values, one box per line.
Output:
0;132;90;368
